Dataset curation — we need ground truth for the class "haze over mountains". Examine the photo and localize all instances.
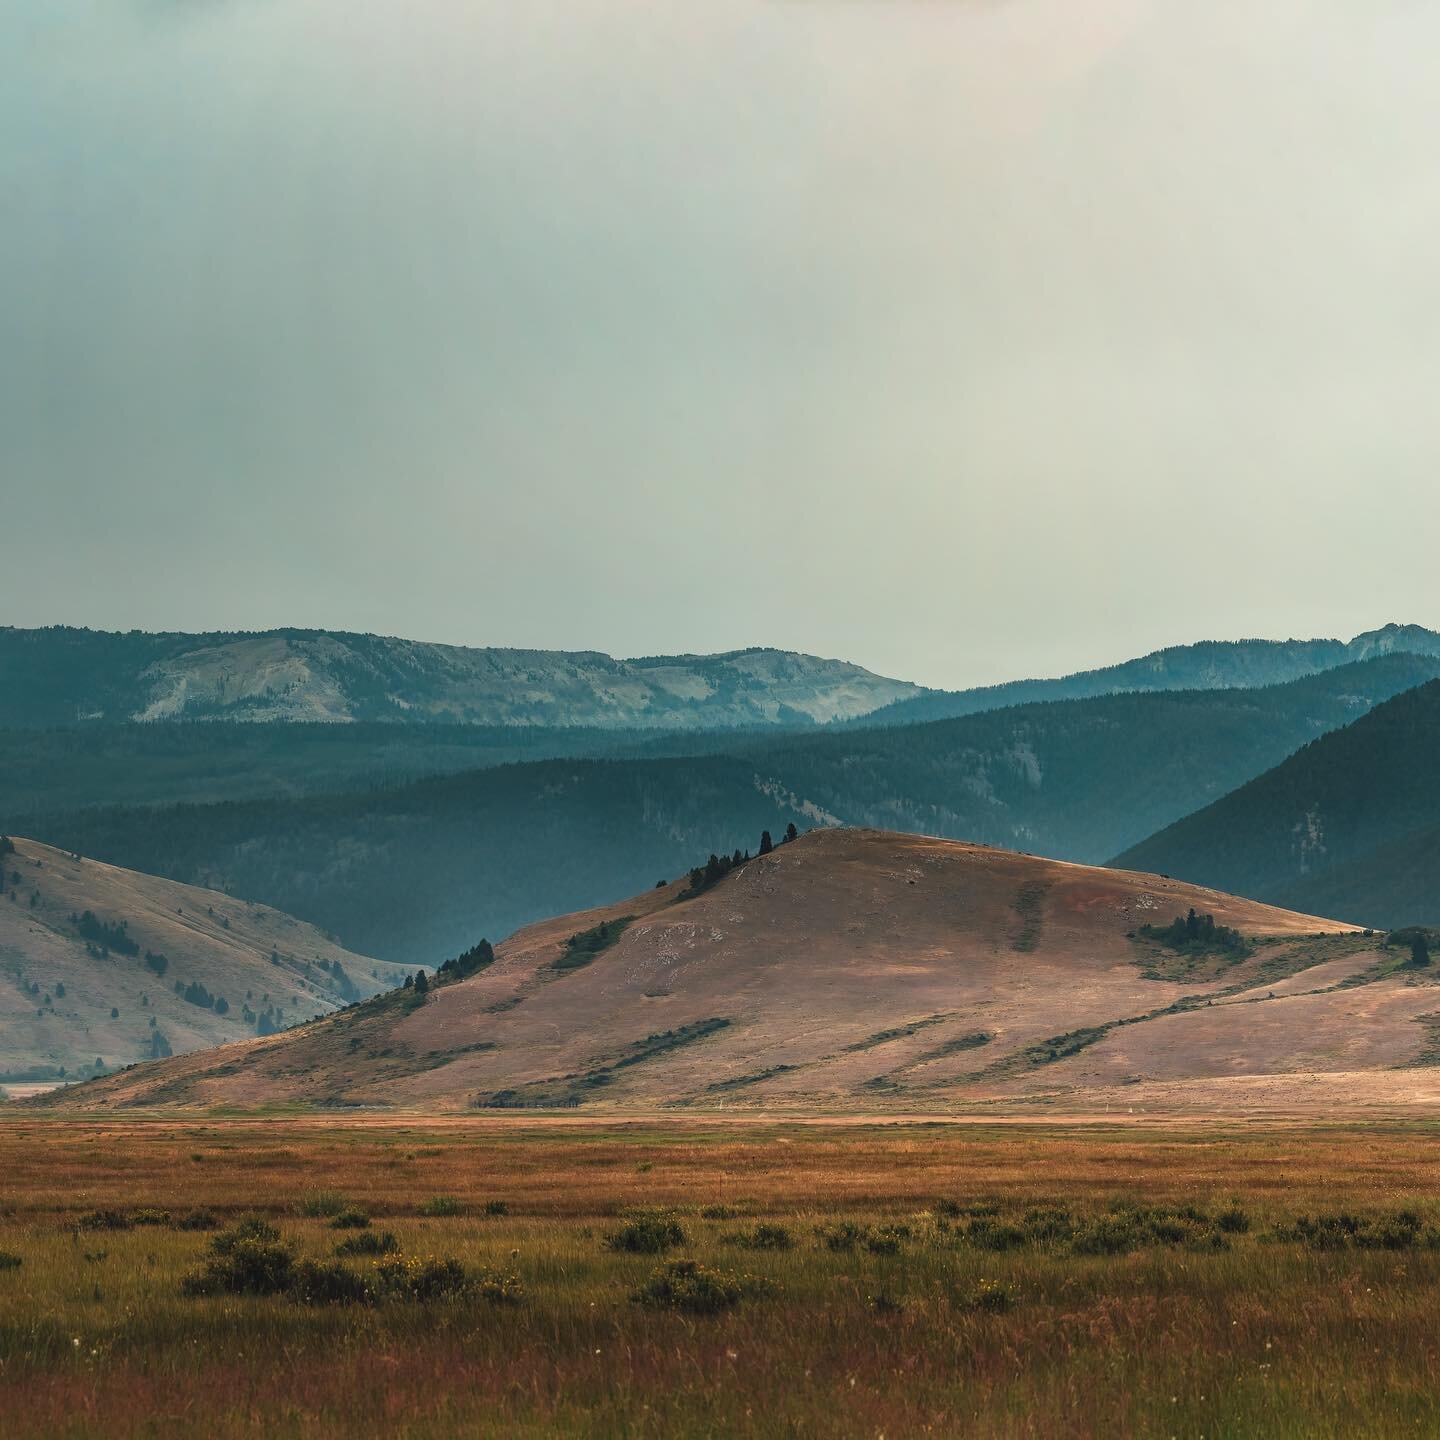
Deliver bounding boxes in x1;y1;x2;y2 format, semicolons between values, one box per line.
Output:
6;626;1439;962
66;828;1427;1117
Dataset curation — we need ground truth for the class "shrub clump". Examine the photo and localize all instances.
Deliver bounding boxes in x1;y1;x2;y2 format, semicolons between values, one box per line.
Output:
180;1218;513;1306
0;1251;21;1271
329;1208;371;1230
1216;1206;1251;1234
632;1260;772;1315
816;1222;867;1253
947;1204;1234;1257
297;1190;349;1219
1276;1211;1437;1252
182;1219;293;1297
814;1221;908;1254
418;1195;462;1218
172;1210;219;1231
335;1230;399;1257
290;1258;375;1306
606;1214;687;1254
374;1255;521;1304
863;1225;910;1256
483;1200;509;1217
726;1223;794;1252
962;1278;1014;1314
76;1209;132;1232
131;1208;171;1227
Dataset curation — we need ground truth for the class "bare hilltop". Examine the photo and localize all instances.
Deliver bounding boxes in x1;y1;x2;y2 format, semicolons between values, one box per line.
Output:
54;827;1439;1118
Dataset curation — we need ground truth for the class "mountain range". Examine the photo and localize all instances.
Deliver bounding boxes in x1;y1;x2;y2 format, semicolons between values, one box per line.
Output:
0;627;922;728
859;623;1440;725
6;621;1438;731
9;612;1440;1114
11;652;1436;961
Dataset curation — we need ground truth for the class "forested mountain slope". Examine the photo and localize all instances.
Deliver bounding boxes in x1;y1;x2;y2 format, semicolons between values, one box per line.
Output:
1115;680;1440;927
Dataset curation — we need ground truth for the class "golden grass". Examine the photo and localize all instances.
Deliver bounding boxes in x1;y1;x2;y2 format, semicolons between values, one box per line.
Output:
4;1115;1440;1438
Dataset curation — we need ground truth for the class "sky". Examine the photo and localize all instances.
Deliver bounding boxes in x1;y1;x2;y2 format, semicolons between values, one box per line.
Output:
5;0;1440;689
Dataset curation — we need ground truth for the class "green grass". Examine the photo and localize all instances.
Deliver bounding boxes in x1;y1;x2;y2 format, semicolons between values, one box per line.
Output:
10;1119;1440;1437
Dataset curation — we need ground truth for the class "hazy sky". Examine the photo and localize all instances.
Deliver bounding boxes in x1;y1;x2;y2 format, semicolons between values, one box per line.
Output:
5;1;1440;688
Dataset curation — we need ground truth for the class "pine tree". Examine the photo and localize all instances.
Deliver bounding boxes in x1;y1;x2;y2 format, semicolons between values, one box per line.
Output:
1412;933;1431;968
413;970;429;996
759;830;774;855
784;823;799;843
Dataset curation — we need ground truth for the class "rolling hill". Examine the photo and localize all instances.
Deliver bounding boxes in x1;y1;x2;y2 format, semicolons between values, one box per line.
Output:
15;654;1437;962
0;627;922;728
0;837;391;1088
57;827;1428;1117
861;623;1440;725
1114;679;1440;927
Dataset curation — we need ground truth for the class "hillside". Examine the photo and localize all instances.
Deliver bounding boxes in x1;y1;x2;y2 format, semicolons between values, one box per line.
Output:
56;827;1411;1115
0;838;390;1088
862;623;1440;725
0;627;922;729
1114;680;1440;927
16;654;1437;962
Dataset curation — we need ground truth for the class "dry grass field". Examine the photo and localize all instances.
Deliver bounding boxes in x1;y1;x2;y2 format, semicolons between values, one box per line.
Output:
4;1114;1440;1438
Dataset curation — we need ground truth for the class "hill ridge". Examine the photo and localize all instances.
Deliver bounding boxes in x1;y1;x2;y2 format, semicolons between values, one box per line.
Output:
0;837;389;1089
55;827;1415;1116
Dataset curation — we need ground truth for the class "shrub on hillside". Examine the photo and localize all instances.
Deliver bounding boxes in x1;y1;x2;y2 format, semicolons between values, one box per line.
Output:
328;1207;371;1230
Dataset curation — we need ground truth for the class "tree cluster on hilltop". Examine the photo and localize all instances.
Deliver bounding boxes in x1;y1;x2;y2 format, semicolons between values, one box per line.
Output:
1139;908;1248;957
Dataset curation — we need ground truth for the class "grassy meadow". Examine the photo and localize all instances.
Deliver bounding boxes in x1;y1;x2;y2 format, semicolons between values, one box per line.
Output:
2;1117;1440;1437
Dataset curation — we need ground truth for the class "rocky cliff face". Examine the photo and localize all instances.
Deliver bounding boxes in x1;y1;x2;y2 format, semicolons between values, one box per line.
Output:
0;628;924;728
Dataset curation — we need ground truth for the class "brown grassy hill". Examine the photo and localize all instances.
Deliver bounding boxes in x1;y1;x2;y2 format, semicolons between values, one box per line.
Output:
52;827;1437;1116
0;838;391;1089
